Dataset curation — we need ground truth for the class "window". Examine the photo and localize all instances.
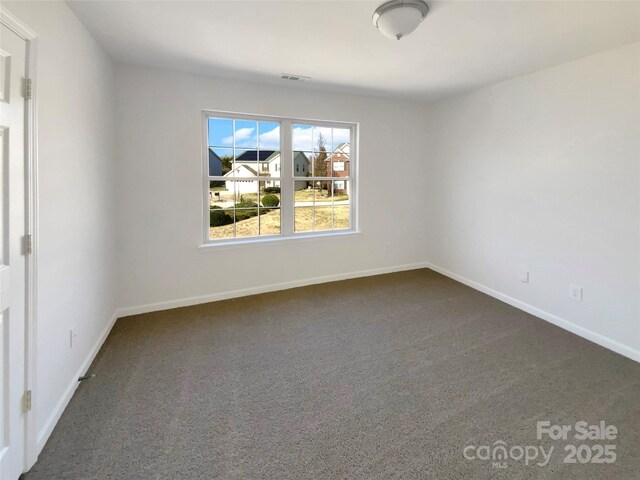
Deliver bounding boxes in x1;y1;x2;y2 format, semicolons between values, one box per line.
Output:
204;112;356;243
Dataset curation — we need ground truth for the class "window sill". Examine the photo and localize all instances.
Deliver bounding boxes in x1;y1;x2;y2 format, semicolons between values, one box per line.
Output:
199;230;362;252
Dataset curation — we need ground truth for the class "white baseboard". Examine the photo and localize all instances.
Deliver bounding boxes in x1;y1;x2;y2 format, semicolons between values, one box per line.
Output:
117;261;432;318
424;262;640;364
36;310;119;454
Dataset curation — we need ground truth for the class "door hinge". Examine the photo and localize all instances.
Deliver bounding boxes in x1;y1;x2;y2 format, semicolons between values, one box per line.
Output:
24;234;33;255
24;390;32;412
24;78;32;100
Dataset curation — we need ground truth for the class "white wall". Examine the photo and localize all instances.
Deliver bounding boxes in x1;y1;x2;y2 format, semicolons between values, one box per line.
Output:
2;2;638;470
114;46;640;360
3;1;118;453
114;64;429;312
423;43;640;360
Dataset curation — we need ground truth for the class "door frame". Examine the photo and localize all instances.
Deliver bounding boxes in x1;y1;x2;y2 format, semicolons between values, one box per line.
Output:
0;8;38;472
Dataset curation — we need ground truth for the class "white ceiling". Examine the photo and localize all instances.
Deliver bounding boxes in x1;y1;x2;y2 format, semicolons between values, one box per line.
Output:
67;0;640;102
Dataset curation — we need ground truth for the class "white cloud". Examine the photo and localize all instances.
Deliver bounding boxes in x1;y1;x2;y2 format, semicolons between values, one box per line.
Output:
292;126;351;151
258;125;280;150
222;127;255;146
224;125;350;152
332;128;350;147
292;126;313;151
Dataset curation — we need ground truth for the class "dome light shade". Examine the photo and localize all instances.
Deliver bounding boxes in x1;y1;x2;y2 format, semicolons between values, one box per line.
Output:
372;0;429;40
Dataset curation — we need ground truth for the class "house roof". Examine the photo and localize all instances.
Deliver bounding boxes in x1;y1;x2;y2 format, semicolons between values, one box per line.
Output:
326;143;350;162
334;143;349;154
223;163;258;177
208;147;223;161
235;151;309;163
235;150;278;162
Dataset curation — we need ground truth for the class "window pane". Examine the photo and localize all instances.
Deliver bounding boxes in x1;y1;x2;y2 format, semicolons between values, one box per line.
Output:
294;180;310;204
295;206;313;232
314;206;333;231
332;127;351;151
329;151;349;177
229;179;260;238
293;151;311;177
292;124;313;151
333;180;350;230
235;209;260;238
295;181;331;207
333;205;350;229
332;180;350;202
210;208;235;239
233;180;259;206
311;150;329;178
210;180;235;208
232;150;279;179
259;208;280;236
209;147;233;177
309;178;331;201
314;185;332;207
259;121;280;150
235;120;257;149
260;180;281;207
296;182;328;205
312;126;332;152
208;118;233;147
259;150;280;178
232;149;257;178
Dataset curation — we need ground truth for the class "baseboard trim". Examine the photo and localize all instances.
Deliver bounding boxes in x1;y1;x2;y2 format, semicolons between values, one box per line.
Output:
424;262;640;363
36;310;119;454
117;261;432;318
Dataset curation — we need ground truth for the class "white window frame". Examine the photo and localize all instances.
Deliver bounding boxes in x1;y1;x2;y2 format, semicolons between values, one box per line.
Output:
201;110;359;247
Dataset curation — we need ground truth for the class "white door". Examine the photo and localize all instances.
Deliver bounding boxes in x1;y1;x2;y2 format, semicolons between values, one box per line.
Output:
0;22;28;480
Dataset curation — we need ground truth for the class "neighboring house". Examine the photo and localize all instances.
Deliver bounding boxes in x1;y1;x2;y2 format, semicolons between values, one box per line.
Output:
292;151;310;182
224;150;310;192
208;148;223;176
325;143;350;176
235;150;276;171
224;163;259;194
325;143;350;193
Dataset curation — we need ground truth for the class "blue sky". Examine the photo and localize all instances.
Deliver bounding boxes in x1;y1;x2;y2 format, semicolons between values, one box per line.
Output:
208;118;280;150
208;118;350;155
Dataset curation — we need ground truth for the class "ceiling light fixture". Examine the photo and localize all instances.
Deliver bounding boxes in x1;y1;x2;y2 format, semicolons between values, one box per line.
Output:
372;0;429;40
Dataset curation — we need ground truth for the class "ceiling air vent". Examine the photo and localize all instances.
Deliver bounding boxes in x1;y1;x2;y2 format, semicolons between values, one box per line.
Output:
281;73;310;82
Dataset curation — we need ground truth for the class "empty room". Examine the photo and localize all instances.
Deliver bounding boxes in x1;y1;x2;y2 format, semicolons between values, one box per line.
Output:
1;0;639;478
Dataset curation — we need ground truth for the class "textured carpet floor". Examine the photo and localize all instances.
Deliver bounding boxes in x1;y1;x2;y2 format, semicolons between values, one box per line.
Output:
27;269;640;479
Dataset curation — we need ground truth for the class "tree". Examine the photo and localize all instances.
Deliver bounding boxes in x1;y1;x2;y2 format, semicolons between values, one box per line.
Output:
220;156;233;175
314;132;329;191
210;156;234;189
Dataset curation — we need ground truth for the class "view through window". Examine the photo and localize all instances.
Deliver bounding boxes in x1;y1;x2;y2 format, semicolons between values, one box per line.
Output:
206;113;355;242
292;124;351;232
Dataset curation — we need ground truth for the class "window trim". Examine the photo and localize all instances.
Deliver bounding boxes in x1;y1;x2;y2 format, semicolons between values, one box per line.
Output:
201;110;359;247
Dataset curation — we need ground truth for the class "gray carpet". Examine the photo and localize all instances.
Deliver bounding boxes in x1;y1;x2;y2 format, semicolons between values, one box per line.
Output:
26;269;640;479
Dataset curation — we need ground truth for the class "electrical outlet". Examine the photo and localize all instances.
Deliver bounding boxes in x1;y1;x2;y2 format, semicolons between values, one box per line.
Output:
518;270;529;283
569;285;583;302
70;326;77;349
